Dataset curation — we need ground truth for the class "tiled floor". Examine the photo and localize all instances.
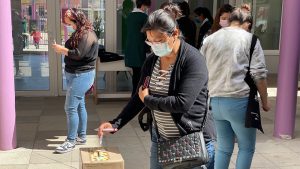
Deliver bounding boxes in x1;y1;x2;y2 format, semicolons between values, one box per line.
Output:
1;88;300;169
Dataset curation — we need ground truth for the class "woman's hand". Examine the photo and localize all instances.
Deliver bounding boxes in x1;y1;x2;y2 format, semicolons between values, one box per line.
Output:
52;44;64;54
138;86;149;102
97;122;113;137
262;101;271;112
52;44;68;55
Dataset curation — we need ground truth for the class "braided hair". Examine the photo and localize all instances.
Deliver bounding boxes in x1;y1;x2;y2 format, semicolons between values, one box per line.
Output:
64;8;93;48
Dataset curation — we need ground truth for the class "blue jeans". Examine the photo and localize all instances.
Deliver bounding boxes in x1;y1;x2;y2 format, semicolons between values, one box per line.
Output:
150;129;215;169
211;97;256;169
64;70;95;142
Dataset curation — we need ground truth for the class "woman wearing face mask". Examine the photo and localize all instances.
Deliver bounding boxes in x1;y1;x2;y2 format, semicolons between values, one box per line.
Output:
201;8;270;169
194;7;213;49
211;4;234;34
98;3;213;169
52;8;98;153
176;1;197;47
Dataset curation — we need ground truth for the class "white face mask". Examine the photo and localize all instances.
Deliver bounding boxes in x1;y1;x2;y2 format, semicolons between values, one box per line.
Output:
150;42;173;57
219;19;229;27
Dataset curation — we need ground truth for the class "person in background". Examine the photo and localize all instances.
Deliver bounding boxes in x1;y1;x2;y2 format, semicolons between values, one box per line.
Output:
122;0;134;51
201;7;270;169
210;4;234;34
22;16;29;49
125;0;151;97
194;7;213;49
177;1;197;47
31;28;42;49
52;8;98;153
98;3;213;169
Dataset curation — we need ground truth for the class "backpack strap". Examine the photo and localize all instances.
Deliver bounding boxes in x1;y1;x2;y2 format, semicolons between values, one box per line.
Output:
248;35;258;70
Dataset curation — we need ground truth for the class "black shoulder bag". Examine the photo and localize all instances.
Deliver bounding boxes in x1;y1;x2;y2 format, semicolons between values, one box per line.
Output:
155;102;209;168
244;35;264;133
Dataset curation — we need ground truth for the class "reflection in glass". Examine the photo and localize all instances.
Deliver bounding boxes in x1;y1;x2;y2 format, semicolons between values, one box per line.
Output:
60;0;106;90
13;0;50;91
254;0;281;50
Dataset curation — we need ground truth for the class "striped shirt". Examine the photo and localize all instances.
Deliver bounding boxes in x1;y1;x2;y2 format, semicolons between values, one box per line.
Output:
149;58;180;140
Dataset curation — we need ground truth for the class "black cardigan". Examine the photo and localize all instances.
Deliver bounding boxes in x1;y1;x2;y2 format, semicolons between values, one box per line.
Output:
111;40;210;139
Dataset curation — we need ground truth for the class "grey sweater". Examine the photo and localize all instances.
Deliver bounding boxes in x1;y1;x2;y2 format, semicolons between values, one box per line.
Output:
201;27;267;98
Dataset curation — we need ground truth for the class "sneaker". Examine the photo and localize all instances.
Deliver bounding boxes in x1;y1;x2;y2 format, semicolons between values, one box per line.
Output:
76;137;87;145
55;140;75;154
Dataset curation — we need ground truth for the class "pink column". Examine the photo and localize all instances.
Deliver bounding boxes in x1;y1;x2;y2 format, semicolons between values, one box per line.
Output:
0;0;17;150
274;0;300;139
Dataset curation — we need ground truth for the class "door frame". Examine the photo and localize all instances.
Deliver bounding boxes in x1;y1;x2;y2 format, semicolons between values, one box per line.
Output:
15;0;59;96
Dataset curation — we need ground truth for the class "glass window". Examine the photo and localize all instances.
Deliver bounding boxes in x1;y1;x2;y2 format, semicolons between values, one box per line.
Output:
60;0;106;90
13;0;50;91
217;0;282;50
254;0;282;50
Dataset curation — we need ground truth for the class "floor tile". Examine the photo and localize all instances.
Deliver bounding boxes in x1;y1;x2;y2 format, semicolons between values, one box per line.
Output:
38;116;67;131
262;152;300;167
31;150;72;164
0;165;28;169
4;96;300;169
27;163;75;169
16;110;42;117
0;150;32;165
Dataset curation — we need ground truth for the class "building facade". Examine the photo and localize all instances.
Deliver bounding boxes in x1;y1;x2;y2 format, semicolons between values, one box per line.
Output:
9;0;283;97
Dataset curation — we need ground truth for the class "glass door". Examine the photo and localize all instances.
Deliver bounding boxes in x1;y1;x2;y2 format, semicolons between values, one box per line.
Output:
13;0;59;96
58;0;106;95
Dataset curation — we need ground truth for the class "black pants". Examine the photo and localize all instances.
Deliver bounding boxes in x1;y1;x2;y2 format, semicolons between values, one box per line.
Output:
131;67;142;97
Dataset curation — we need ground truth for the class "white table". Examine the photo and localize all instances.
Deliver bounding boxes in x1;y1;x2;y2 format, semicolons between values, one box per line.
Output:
94;59;132;103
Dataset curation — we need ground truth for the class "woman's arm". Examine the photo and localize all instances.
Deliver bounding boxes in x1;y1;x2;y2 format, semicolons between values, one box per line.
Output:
109;56;153;129
52;31;97;59
251;39;270;111
256;78;270;111
144;51;208;113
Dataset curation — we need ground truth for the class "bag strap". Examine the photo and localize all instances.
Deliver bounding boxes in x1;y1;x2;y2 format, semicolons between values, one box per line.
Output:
247;35;258;71
153;90;209;140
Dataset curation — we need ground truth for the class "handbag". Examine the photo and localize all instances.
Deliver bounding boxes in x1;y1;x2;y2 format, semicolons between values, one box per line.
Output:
244;35;264;133
154;102;209;168
157;131;209;169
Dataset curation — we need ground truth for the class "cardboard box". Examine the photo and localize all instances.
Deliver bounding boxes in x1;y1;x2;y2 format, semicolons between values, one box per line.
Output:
80;147;124;169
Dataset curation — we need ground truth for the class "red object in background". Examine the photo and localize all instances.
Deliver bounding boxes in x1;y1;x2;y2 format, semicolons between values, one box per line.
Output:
31;31;42;43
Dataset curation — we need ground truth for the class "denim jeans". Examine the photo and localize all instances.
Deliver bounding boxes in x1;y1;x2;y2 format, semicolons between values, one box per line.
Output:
211;97;256;169
150;128;215;169
64;70;95;142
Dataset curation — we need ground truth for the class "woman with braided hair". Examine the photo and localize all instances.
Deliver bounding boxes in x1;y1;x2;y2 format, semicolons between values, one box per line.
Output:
52;8;98;153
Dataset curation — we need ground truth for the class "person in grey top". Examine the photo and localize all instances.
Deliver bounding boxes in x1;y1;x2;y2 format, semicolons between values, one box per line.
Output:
201;7;270;169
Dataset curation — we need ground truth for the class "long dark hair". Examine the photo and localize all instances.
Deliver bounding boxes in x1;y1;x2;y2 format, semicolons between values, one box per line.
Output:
211;4;233;34
64;8;93;48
